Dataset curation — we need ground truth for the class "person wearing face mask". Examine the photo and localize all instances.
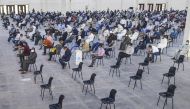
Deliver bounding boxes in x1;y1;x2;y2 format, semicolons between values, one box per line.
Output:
172;40;190;60
19;47;37;74
59;46;72;69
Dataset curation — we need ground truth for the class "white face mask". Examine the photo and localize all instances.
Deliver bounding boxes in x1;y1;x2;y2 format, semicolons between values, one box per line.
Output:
31;50;34;52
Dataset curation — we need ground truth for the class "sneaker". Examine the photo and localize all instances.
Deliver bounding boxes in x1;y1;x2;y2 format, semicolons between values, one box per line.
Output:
19;69;23;71
21;71;26;74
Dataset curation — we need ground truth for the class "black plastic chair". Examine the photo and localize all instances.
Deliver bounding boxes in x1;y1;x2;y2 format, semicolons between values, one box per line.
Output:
157;84;176;109
49;95;65;109
82;73;96;95
40;77;53;100
96;56;104;66
161;67;176;85
109;62;121;77
155;48;162;62
128;69;144;90
29;61;37;72
34;64;44;84
72;62;83;80
138;57;150;74
173;55;185;71
100;89;117;109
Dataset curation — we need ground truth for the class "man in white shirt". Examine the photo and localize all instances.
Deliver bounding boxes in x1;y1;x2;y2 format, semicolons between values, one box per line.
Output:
129;30;139;43
85;31;95;44
147;45;159;62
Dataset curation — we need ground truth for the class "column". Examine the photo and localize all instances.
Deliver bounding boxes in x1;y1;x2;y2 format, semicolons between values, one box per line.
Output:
183;3;190;43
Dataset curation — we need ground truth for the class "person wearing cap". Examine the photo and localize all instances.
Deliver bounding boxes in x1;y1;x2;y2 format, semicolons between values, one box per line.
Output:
59;46;72;69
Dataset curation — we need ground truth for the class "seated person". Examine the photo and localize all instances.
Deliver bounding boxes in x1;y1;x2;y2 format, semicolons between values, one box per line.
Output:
104;36;116;56
157;36;168;52
172;40;189;60
85;31;95;44
116;43;134;64
59;46;72;69
88;44;105;67
129;29;139;43
42;32;54;55
19;47;37;74
48;42;63;61
146;45;159;63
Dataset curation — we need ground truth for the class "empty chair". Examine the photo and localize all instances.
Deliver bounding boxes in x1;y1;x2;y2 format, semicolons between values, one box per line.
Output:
72;62;83;80
49;95;65;109
173;55;185;71
34;64;44;84
96;56;104;66
109;62;121;77
100;89;117;109
82;73;96;95
157;84;176;109
128;69;144;90
161;67;176;85
40;77;53;100
29;61;37;72
155;48;162;62
138;57;150;74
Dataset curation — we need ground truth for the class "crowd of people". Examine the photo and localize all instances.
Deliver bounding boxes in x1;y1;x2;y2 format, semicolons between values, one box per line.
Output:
1;8;190;108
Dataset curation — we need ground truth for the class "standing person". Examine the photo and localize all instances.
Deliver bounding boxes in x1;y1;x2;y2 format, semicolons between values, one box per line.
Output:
19;47;37;74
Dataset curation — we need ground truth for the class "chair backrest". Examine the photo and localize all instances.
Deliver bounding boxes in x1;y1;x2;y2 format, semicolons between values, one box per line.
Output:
136;69;143;78
144;57;149;64
90;73;96;83
48;77;53;87
58;95;65;108
158;48;161;55
109;89;117;101
78;62;83;70
39;64;44;73
168;66;176;75
167;84;176;96
178;55;185;63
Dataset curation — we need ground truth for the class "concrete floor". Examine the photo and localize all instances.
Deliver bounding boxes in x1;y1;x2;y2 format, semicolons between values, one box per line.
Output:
0;20;190;109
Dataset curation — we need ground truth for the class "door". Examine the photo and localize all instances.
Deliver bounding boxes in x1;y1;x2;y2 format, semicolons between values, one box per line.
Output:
18;5;26;14
6;5;15;14
148;4;154;11
139;4;145;11
0;5;4;14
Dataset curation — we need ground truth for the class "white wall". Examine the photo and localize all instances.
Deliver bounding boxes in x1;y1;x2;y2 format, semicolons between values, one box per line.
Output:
0;0;188;14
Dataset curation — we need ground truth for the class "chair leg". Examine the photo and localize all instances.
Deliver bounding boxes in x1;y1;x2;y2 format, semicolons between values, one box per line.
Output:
182;63;184;71
81;71;83;80
109;68;111;76
128;78;131;87
114;104;115;109
177;64;180;71
112;69;115;77
140;80;142;89
118;69;121;77
161;76;165;84
133;80;137;89
40;74;43;83
157;96;160;106
93;84;95;94
174;76;175;85
72;71;74;78
163;98;167;109
147;66;150;74
34;75;37;84
82;84;85;92
172;97;174;109
100;103;103;109
85;85;88;95
49;88;53;99
168;77;171;85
